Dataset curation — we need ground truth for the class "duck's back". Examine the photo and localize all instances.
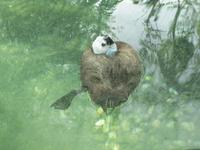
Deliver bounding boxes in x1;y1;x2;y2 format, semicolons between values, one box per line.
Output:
81;41;142;109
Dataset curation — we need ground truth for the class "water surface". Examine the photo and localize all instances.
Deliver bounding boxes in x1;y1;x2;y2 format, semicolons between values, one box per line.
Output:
0;0;200;150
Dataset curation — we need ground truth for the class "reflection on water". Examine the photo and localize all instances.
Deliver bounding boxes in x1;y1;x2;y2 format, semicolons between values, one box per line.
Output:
0;0;200;150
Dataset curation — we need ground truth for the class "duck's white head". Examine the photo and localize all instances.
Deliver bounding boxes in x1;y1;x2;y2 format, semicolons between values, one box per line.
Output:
92;35;117;57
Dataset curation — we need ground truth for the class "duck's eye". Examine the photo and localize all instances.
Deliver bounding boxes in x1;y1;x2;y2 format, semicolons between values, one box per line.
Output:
101;43;106;47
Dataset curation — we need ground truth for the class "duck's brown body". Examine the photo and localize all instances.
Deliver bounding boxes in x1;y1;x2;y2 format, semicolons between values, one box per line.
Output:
51;41;142;111
81;41;142;109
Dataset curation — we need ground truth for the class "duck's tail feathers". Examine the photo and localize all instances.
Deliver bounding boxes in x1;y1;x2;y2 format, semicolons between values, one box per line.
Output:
50;89;83;110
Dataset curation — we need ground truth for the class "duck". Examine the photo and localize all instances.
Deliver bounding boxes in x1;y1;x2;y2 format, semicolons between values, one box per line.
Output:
51;35;142;112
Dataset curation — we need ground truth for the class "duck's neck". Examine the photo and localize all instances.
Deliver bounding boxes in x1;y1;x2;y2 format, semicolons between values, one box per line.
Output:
106;43;117;57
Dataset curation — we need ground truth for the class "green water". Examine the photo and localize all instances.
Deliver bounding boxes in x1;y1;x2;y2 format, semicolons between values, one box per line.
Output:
0;0;200;150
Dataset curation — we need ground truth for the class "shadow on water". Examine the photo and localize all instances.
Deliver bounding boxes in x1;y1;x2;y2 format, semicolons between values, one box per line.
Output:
0;0;200;150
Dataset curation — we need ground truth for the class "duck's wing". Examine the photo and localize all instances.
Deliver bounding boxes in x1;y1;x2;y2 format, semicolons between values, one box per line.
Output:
80;48;112;102
109;42;142;94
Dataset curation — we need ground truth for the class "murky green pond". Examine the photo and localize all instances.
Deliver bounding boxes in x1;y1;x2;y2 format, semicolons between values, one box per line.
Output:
0;0;200;150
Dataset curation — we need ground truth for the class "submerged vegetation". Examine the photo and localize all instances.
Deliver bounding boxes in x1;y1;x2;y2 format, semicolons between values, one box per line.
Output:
0;0;200;150
139;0;200;95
